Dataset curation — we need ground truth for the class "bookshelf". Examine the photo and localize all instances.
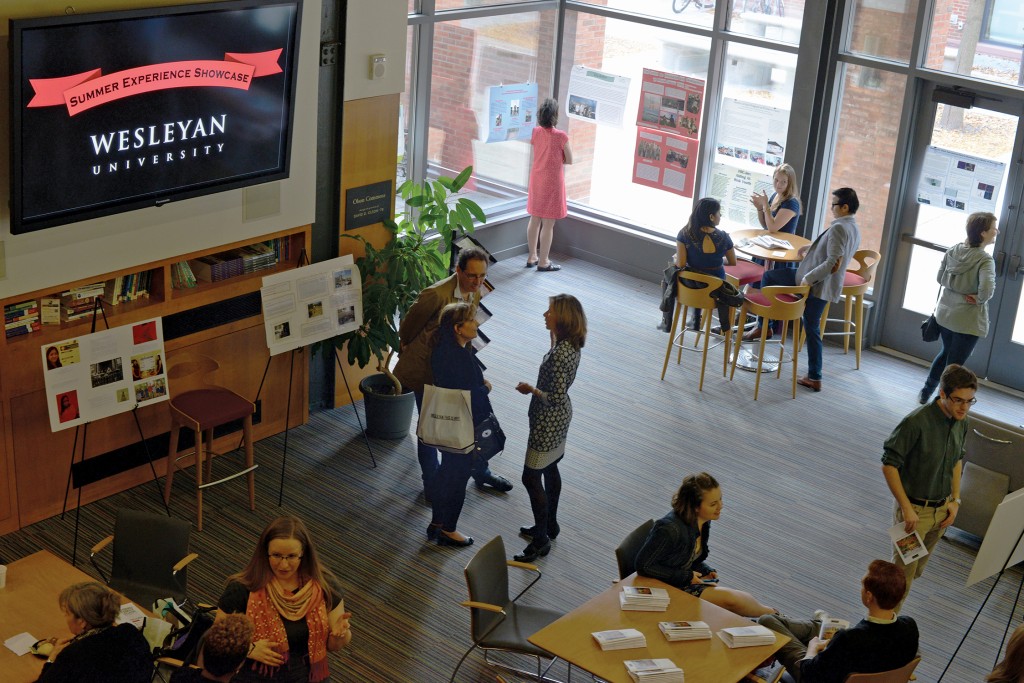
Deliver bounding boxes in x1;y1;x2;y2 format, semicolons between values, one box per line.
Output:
0;226;311;533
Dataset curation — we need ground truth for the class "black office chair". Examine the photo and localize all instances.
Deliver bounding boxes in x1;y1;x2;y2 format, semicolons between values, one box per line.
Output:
615;519;654;580
90;508;198;610
452;536;564;683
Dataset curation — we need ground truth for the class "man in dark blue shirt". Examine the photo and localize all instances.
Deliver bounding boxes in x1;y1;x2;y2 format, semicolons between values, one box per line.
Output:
757;560;919;683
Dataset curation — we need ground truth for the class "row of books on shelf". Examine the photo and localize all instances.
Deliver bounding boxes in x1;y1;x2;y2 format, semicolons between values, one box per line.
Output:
186;241;281;284
5;299;41;338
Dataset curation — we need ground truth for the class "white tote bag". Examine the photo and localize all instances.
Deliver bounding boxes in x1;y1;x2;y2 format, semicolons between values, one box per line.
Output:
416;384;475;454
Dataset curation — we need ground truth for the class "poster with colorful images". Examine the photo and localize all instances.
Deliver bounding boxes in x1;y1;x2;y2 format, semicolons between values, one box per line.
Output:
709;162;773;226
636;68;705;139
260;254;363;356
41;317;168;432
916;146;1004;214
716;98;789;169
565;65;631;127
485;82;538;143
631;128;697;198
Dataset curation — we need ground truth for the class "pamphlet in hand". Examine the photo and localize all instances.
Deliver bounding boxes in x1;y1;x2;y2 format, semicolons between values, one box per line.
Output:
817;615;850;641
889;523;929;564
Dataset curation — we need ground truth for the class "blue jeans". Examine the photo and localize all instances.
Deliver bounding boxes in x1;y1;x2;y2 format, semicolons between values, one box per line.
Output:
414;390;492;496
431;452;475;532
757;269;828;380
923;325;980;395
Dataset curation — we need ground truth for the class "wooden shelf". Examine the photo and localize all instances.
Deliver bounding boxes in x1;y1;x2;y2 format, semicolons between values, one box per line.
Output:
0;225;311;534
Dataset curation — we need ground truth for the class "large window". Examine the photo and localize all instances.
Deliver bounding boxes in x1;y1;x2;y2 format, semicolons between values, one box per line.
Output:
925;0;1024;87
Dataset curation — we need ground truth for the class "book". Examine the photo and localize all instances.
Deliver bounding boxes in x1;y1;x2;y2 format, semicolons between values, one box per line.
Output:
592;628;646;651
717;625;776;648
889;523;929;564
659;620;712;641
817;615;850;641
624;658;684;683
40;298;61;325
620;585;670;611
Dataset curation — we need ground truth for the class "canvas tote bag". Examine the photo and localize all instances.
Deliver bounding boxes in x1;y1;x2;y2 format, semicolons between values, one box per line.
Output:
417;384;475;454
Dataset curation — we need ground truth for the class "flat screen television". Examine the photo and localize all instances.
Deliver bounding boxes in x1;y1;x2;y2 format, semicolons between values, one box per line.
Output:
8;0;303;234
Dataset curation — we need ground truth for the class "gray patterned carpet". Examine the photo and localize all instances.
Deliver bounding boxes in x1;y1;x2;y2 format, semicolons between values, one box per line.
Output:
2;252;1022;682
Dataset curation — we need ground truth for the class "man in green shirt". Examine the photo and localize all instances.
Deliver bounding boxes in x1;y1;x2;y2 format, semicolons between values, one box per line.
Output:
881;364;974;612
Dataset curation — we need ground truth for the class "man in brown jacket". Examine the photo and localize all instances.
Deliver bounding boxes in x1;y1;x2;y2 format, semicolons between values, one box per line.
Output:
394;247;512;500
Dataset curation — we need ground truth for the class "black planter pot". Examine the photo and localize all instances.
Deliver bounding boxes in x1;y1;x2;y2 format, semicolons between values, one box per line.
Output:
358;373;415;440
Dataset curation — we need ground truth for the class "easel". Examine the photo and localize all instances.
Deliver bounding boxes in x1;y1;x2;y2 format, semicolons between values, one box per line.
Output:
249;249;376;508
60;298;170;566
938;490;1024;680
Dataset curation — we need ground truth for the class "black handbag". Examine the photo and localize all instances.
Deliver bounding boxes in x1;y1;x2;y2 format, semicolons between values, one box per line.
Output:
710;281;745;308
921;314;940;342
474;412;506;460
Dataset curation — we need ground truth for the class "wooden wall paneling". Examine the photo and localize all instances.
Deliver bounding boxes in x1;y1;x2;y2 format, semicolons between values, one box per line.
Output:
0;400;16;534
334;94;401;408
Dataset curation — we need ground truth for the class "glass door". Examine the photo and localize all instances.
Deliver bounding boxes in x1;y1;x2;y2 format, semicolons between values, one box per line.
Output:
879;82;1024;392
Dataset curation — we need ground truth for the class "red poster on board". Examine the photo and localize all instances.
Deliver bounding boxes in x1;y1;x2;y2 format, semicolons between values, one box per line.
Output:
632;128;697;198
636;68;705;139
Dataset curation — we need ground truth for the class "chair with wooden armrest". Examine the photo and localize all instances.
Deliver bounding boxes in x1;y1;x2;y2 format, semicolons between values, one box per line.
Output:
730;284;809;400
90;508;198;611
615;519;654;581
450;536;565;683
843;656;920;682
163;352;257;531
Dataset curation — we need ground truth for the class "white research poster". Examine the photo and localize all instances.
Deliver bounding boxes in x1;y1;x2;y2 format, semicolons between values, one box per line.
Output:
260;255;363;356
566;65;630;127
41;317;168;432
916;145;1005;214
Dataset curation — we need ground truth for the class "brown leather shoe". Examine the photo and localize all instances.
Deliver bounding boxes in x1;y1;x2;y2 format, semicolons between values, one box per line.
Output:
742;327;773;342
797;376;822;392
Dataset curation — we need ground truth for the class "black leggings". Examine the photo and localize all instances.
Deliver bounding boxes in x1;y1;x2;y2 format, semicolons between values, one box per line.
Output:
521;457;562;544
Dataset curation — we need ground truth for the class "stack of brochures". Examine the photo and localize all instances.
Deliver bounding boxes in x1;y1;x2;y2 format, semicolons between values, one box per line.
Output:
717;625;777;648
592;628;646;651
751;235;794;250
620;585;670;611
659;620;712;641
624;658;685;682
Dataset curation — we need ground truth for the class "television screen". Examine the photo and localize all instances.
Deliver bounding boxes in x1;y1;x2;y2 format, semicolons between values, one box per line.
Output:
9;0;302;234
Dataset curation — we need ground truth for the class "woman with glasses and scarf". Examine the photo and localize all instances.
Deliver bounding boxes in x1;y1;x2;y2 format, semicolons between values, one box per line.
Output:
217;516;352;682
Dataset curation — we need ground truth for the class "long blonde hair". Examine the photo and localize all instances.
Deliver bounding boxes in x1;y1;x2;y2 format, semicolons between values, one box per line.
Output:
770;163;801;213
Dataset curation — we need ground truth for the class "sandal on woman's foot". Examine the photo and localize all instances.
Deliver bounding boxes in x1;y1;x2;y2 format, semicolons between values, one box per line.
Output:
536;263;561;272
525;260;538;268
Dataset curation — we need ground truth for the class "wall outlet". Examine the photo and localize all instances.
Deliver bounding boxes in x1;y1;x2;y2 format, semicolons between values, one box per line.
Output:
370;54;386;80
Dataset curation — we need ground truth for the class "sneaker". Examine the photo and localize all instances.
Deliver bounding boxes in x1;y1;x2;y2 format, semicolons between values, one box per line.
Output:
813;609;828;622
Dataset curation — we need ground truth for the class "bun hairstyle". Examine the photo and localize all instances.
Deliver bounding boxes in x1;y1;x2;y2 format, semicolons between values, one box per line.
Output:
437;301;477;344
671;472;720;527
685;197;722;244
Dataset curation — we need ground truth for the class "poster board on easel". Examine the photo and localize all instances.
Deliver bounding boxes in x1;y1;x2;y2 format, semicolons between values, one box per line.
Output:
967;487;1024;586
41;317;168;433
259;254;363;356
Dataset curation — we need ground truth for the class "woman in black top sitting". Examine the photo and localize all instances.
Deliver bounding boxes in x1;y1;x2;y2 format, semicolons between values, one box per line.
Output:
635;472;778;618
217;516;352;683
37;581;153;683
427;301;494;548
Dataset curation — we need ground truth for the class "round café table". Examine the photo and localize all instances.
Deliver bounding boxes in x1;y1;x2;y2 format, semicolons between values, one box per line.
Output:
728;228;813;372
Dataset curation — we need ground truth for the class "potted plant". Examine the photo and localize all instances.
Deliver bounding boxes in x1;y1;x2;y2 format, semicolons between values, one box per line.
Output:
338;166;485;438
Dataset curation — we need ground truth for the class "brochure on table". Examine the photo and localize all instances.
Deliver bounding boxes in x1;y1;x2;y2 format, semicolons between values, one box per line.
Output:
260;255;363;356
566;65;630;127
710;162;773;226
41;317;168;432
485;82;538;143
916;145;1004;215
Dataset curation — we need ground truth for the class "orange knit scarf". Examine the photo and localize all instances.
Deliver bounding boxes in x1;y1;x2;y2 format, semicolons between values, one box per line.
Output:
246;578;330;682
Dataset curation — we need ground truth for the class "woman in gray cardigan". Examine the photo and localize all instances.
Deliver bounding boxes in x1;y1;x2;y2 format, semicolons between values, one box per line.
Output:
919;211;998;404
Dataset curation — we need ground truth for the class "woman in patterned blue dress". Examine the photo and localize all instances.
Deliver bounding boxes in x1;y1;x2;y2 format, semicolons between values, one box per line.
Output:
514;294;587;562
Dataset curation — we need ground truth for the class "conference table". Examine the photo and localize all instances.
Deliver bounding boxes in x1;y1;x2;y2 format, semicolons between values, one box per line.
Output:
529;573;788;683
0;550;152;682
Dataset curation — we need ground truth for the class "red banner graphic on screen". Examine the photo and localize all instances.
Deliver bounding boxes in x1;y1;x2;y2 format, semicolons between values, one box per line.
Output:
28;49;283;116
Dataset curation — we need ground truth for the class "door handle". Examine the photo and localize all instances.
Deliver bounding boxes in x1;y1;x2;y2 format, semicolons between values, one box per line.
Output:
995;251;1005;276
1011;254;1023;281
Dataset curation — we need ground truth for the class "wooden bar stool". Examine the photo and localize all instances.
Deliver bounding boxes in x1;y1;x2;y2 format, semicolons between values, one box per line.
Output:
163;353;257;531
730;284;809;400
819;249;880;370
661;271;733;390
723;258;765;288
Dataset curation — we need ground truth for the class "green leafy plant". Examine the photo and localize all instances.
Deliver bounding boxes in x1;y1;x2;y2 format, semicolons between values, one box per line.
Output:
338;166;486;395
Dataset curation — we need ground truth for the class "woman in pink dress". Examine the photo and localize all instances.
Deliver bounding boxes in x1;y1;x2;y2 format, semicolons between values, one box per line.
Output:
526;98;573;272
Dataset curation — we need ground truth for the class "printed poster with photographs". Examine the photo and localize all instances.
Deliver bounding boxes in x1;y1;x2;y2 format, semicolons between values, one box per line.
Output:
632;128;698;198
41;318;168;432
716;97;789;169
916;145;1004;215
565;65;631;127
485;82;538;143
709;163;773;225
636;68;705;139
260;254;363;356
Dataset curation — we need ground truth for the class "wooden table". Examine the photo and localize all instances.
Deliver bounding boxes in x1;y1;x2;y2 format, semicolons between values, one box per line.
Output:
730;228;811;263
529;574;787;683
0;550;149;683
